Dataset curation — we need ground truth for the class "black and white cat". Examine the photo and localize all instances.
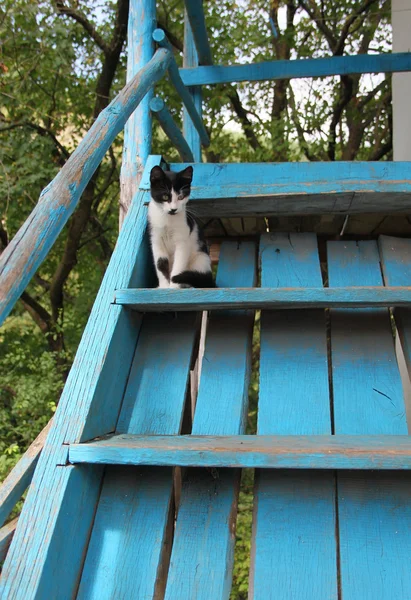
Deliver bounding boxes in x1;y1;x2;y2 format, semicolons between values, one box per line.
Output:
148;165;215;289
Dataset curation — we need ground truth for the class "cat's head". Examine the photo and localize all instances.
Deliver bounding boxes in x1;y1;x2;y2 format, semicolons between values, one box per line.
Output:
149;166;193;215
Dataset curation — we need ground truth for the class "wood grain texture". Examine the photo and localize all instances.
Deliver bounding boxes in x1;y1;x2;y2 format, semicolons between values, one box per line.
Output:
328;239;411;599
250;233;337;600
0;50;171;325
70;434;411;470
328;241;407;434
182;0;213;65
150;97;194;161
0;159;162;599
379;235;411;394
119;0;156;226
116;285;411;311
153;29;209;146
77;312;199;600
179;52;411;86
0;419;52;528
164;241;256;600
144;162;411;217
183;13;202;162
0;518;18;565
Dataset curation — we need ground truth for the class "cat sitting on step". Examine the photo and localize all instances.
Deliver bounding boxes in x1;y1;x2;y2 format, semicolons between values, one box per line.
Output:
148;165;215;288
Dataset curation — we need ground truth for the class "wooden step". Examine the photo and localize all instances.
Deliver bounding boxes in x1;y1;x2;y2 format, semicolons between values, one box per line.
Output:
114;286;411;311
69;434;411;470
140;162;411;217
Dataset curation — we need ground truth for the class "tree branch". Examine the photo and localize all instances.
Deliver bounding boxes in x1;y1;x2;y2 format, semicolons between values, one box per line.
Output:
226;86;261;151
0;121;70;159
53;1;111;55
334;0;379;56
20;292;52;335
50;0;129;321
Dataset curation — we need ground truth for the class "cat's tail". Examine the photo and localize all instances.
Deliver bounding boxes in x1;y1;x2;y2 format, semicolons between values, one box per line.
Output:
171;270;216;288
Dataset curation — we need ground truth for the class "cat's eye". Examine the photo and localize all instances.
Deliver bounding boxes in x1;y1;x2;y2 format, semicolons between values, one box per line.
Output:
177;194;185;201
162;194;169;201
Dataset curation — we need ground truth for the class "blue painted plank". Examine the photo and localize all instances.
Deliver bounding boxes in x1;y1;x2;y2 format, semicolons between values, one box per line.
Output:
120;161;411;217
0;518;18;565
119;0;156;225
328;241;407;434
183;13;202;162
164;241;256;600
251;233;336;600
182;0;213;66
150;97;195;162
115;285;411;311
179;52;411;86
153;29;210;147
379;235;411;386
77;312;199;600
0;420;51;528
328;239;411;600
70;434;411;471
0;159;162;599
0;50;171;325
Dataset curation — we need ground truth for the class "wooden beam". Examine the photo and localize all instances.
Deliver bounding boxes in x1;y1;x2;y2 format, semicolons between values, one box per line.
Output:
0;419;52;527
69;434;411;470
114;286;411;312
119;0;156;226
153;29;210;147
150;97;194;161
179;52;411;86
0;518;18;564
182;0;212;66
183;12;202;161
0;49;171;325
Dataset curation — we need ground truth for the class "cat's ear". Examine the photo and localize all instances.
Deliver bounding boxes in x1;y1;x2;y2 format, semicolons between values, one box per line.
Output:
179;166;193;183
150;166;166;183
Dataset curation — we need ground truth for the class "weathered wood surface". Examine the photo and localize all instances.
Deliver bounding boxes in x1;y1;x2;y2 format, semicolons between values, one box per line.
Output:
119;0;156;226
164;241;256;600
70;434;411;470
328;239;411;599
150;97;194;161
156;162;411;217
250;233;336;599
153;29;209;147
0;50;171;325
182;0;213;66
0;419;52;528
76;311;199;599
183;13;202;162
0;518;18;565
180;52;411;86
0;158;162;599
203;214;411;237
115;286;411;311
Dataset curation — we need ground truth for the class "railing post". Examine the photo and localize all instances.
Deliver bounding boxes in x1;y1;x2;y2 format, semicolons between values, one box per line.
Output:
183;14;202;162
119;0;156;227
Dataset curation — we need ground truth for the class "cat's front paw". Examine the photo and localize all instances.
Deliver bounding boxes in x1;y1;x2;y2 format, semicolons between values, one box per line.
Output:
169;281;182;289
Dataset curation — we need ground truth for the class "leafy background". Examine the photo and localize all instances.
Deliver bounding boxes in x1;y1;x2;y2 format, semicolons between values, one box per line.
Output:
0;0;394;595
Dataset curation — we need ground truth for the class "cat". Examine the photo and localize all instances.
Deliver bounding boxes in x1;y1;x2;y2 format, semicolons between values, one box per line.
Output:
148;165;215;289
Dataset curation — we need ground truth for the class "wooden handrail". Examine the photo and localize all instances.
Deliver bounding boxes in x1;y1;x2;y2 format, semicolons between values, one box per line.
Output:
0;419;53;528
0;48;171;325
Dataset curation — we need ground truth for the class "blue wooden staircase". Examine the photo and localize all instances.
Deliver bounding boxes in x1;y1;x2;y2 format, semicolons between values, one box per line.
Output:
1;2;411;599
